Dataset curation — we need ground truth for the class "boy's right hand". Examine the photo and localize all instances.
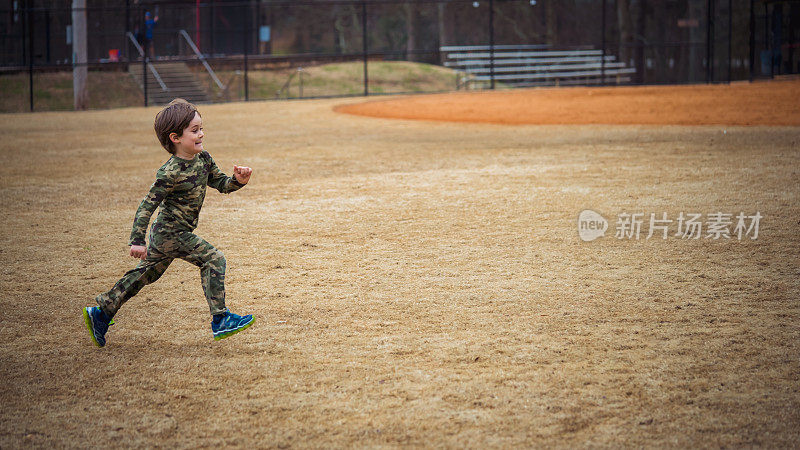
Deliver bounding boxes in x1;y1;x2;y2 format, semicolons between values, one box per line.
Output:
130;245;147;260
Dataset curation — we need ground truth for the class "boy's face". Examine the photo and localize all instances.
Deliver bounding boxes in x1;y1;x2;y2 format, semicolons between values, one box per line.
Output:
170;112;204;158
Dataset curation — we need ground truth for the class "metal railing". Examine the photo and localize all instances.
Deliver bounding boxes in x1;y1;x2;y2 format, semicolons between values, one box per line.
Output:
178;29;225;91
125;32;168;92
276;67;305;99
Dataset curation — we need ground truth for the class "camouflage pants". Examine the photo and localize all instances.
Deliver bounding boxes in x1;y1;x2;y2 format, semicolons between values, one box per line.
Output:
96;230;228;318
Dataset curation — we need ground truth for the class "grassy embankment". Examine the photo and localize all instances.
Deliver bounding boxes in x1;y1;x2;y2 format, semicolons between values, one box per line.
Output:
0;71;143;112
1;61;461;112
199;60;461;101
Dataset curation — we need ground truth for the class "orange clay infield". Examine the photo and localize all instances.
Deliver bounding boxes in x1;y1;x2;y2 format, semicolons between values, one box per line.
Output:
336;79;800;126
0;79;799;448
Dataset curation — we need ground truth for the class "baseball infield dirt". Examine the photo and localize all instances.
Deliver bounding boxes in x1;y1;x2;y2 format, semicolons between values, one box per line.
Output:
336;78;800;126
0;80;798;447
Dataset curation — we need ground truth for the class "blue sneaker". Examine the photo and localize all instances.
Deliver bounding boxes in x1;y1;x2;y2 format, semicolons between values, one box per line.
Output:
212;311;255;341
83;306;114;347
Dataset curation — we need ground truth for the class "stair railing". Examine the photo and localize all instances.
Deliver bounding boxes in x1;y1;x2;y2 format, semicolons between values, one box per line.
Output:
126;32;168;91
275;67;304;99
178;30;225;91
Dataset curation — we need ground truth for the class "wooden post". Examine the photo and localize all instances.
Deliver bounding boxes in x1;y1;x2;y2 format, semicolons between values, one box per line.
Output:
72;0;88;110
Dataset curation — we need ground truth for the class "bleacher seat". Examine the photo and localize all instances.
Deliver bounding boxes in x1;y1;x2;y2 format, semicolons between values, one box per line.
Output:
441;45;636;88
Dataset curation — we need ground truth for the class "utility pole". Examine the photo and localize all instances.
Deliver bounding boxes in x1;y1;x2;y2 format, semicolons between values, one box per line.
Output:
72;0;88;110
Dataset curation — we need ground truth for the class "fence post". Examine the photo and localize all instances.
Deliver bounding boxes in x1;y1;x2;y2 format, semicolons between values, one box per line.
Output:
637;0;646;84
143;40;149;107
210;0;215;55
727;0;731;83
125;0;130;65
488;0;495;89
45;10;51;63
27;0;33;112
706;0;713;83
748;0;754;81
362;1;368;96
243;3;249;102
21;0;27;69
765;3;772;78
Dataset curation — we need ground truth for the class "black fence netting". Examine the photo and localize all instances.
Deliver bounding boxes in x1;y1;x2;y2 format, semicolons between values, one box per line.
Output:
1;0;798;112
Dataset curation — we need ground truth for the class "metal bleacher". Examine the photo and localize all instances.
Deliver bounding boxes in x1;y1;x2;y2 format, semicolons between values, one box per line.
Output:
442;45;636;88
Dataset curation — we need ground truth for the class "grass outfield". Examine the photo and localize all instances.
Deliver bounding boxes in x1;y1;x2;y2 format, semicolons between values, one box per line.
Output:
1;61;459;112
200;61;460;100
0;70;144;112
0;84;798;447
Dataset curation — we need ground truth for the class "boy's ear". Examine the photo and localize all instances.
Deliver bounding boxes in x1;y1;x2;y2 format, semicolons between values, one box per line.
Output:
169;132;181;143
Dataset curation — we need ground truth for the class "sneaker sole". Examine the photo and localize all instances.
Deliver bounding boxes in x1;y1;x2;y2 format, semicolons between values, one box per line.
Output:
214;316;256;341
83;307;102;348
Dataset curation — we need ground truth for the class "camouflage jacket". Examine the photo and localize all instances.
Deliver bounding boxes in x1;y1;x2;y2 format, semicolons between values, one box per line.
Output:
129;151;245;246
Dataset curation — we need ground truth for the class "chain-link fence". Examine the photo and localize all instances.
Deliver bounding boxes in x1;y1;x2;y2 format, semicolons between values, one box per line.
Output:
1;0;798;112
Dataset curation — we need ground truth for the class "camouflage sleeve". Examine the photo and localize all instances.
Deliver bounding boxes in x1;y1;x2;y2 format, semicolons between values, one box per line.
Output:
203;151;245;194
128;168;175;246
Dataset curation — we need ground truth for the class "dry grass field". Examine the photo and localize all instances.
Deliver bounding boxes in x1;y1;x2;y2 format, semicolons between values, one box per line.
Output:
0;81;798;448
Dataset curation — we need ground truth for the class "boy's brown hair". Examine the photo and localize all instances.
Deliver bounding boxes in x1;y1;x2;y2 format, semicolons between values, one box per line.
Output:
154;98;200;154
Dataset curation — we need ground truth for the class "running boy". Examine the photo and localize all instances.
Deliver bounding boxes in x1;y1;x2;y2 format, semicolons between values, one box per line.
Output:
84;98;255;347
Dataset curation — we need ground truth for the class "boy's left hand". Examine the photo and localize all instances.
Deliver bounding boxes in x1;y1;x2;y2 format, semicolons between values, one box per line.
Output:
233;165;252;184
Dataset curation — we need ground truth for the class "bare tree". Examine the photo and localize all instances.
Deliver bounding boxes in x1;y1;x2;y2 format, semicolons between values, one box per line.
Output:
333;5;359;53
635;0;647;83
688;0;705;82
544;0;558;47
405;3;418;61
617;0;633;65
495;4;540;43
437;2;448;62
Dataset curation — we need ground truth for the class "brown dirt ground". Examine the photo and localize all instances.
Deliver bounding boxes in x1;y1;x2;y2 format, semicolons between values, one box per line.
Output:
0;81;799;448
335;78;800;126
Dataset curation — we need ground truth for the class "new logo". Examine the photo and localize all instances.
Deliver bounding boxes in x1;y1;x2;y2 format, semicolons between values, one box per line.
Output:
578;210;608;242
